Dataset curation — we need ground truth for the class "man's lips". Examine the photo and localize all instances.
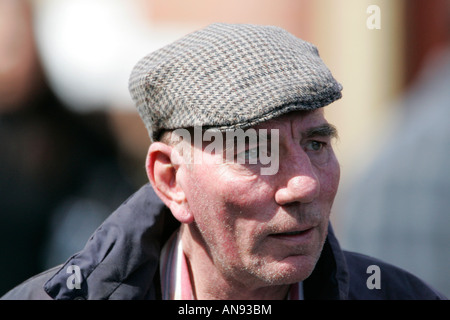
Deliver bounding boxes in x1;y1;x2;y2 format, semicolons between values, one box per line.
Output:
268;227;314;242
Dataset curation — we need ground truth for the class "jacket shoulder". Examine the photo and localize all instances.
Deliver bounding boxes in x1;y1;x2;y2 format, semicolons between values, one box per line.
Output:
1;266;61;300
343;251;447;300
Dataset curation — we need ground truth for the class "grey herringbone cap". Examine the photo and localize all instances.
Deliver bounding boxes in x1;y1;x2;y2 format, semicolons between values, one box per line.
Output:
129;23;342;142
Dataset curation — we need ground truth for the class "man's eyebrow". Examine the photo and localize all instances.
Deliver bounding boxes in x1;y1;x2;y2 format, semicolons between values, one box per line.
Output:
221;123;338;144
304;123;338;139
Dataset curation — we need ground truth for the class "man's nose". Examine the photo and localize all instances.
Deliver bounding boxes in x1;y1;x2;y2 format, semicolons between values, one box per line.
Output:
274;152;320;205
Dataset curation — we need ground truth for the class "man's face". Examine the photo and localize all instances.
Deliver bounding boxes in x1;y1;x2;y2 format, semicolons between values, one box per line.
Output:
180;109;340;289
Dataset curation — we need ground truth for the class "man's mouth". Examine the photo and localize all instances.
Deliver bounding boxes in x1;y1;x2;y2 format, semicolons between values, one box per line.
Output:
269;227;314;241
277;230;306;236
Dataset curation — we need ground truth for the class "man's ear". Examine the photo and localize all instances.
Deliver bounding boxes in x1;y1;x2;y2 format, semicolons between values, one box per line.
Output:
146;142;194;224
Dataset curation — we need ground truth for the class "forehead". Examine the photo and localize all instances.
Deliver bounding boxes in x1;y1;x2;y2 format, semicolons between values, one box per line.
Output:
248;109;327;131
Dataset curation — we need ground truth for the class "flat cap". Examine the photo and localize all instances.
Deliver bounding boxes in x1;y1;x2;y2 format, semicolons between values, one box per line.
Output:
129;23;342;142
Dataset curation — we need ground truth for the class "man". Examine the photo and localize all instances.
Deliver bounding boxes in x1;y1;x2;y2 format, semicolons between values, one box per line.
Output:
1;23;446;300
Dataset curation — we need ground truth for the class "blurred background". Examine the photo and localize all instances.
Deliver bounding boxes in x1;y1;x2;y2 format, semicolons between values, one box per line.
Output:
0;0;448;297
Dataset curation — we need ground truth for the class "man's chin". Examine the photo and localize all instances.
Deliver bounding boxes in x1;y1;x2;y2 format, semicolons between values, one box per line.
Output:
253;254;319;286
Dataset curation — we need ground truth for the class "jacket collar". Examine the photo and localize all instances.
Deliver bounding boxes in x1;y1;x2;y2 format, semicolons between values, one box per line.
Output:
304;224;349;299
44;183;349;300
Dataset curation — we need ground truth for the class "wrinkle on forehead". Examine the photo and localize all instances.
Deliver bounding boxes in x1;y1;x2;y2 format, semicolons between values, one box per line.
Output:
251;109;330;138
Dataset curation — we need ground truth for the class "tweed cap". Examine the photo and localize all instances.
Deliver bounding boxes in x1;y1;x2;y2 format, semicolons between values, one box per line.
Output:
129;23;342;142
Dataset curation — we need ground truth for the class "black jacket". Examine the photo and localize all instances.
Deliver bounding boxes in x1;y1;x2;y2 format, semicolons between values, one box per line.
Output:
1;184;446;300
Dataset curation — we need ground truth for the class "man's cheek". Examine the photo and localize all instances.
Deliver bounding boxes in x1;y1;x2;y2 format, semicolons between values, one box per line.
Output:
222;177;271;202
198;218;243;264
318;160;340;200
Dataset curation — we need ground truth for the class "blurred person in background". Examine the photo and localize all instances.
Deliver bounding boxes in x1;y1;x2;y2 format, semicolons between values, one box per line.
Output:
337;1;450;297
0;0;135;295
338;46;450;297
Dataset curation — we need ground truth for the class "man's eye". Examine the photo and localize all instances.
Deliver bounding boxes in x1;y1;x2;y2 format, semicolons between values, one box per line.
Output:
303;140;331;165
246;148;259;159
305;141;325;152
236;147;259;163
